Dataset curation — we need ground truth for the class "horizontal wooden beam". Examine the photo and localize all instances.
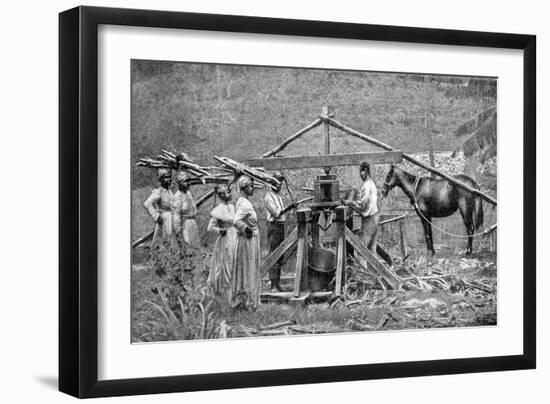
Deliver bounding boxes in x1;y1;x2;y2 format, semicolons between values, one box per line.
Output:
247;151;402;170
379;214;407;226
321;115;497;206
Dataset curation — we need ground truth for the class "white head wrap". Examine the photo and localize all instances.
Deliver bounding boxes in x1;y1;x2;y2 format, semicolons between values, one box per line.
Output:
176;170;191;184
237;175;253;190
157;168;171;179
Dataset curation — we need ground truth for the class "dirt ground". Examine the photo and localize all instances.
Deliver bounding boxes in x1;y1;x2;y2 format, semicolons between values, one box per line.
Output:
131;239;496;342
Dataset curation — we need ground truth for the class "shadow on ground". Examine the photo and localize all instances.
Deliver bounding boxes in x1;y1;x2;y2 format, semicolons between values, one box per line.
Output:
35;375;58;390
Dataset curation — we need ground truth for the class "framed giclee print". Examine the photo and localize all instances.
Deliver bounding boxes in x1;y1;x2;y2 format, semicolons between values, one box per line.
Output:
59;6;536;399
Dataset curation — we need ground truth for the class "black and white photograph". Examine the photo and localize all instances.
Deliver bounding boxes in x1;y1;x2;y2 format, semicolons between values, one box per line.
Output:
131;60;498;342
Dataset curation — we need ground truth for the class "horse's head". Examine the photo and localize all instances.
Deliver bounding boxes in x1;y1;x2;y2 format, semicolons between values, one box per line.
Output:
382;164;397;198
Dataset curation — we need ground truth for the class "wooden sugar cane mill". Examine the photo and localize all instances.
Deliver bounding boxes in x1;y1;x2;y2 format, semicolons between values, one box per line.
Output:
249;103;498;304
248;106;402;303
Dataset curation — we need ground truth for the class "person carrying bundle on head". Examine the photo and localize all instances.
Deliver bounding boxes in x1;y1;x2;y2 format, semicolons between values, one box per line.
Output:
206;184;237;302
231;175;261;311
264;172;297;292
143;168;174;247
171;171;200;247
341;161;380;253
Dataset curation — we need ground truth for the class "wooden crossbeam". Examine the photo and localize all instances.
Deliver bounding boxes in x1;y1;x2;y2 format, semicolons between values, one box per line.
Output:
376;245;394;267
260;228;298;277
246;151;402;170
379;214;406;226
260;119;323;158
345;227;400;289
321;115;497;206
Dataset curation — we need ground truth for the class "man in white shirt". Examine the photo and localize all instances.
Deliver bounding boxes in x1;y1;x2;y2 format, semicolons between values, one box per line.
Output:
342;161;380;252
264;172;296;292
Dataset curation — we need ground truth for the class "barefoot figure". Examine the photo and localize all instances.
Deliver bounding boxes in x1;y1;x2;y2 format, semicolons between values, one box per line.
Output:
264;172;297;292
342;161;380;252
143;168;174;246
171;171;200;247
207;185;237;301
231;175;261;310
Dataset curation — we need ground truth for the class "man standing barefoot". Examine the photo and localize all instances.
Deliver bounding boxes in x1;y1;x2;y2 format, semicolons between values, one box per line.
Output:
264;172;296;292
342;161;380;252
143;168;174;247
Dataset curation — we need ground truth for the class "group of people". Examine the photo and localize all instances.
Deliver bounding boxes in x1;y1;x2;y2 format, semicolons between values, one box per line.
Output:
143;161;380;311
143;168;293;310
143;169;200;247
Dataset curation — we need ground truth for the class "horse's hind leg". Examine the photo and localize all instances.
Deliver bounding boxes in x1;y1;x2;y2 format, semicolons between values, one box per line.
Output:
466;226;474;255
458;198;475;254
420;215;435;256
426;221;435;256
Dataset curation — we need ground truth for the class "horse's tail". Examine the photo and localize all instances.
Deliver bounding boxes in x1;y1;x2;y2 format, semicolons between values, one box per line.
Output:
473;195;484;230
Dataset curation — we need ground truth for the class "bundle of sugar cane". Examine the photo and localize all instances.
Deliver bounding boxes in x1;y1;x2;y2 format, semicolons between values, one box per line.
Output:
136;149;211;178
203;166;234;174
135;157;171;169
185;175;233;186
158;149;211;177
213;155;281;191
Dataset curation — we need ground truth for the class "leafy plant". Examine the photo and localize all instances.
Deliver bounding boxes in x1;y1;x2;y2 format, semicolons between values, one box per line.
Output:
453;106;497;162
144;242;227;340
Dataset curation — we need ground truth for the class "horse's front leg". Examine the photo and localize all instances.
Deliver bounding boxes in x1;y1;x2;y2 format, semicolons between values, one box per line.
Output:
419;214;435;256
458;201;475;255
467;224;474;255
426;220;435;256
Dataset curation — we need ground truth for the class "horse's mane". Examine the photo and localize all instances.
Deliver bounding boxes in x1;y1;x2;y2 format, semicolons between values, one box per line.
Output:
392;166;417;182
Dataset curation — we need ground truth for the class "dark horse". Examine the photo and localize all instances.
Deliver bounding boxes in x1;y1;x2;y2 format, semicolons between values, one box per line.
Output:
381;165;484;255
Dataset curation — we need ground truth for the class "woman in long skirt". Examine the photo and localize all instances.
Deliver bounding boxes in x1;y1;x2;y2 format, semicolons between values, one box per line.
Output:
171;171;200;247
143;168;174;247
206;185;237;301
231;175;261;310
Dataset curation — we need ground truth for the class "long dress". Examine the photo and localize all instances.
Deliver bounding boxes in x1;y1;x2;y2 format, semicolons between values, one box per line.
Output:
171;190;200;246
231;196;261;309
143;187;174;246
206;203;237;301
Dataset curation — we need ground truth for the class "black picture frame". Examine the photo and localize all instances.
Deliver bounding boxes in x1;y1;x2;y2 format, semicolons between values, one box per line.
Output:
59;5;536;398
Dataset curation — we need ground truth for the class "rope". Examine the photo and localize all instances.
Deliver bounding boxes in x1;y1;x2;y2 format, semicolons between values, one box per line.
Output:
234;163;245;175
410;176;496;239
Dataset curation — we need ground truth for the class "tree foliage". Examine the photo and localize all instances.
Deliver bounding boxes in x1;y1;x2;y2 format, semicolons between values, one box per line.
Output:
453;106;497;161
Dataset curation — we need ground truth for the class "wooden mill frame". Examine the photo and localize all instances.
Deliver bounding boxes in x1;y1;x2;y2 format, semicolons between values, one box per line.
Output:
249;107;403;301
250;105;498;301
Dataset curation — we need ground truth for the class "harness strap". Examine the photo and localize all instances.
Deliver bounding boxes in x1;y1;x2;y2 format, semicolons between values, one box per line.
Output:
410;176;494;239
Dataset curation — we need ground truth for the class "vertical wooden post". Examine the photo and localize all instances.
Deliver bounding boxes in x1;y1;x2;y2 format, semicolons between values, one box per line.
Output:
334;206;348;297
311;212;320;248
294;209;310;297
322;106;331;174
345;188;357;257
399;219;408;259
